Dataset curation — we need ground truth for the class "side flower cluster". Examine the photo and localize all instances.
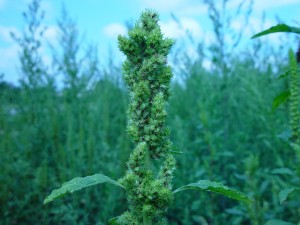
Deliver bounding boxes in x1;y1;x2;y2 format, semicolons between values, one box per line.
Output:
117;10;176;224
289;49;300;143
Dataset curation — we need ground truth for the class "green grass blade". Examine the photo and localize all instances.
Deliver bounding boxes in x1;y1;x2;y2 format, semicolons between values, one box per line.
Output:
272;91;290;111
279;187;300;204
108;216;119;224
251;24;300;39
271;168;295;176
43;174;124;204
265;219;295;225
173;179;252;204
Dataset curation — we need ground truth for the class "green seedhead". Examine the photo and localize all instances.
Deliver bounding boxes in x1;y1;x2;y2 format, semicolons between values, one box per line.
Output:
288;49;300;144
116;10;176;224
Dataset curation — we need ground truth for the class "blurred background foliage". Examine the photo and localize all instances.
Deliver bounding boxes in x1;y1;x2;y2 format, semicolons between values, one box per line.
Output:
0;0;299;224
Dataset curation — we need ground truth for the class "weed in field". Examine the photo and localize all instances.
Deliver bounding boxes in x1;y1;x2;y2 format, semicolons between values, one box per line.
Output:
43;9;251;225
252;23;300;225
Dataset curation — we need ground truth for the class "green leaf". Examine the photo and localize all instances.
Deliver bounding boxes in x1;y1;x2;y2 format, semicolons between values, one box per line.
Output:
272;91;290;111
226;207;246;216
192;216;209;225
265;219;295;225
279;187;300;204
277;70;290;80
271;168;295;176
290;142;300;163
170;150;183;154
173;179;252;204
252;24;300;39
108;216;119;225
43;174;124;204
290;142;300;152
277;129;292;141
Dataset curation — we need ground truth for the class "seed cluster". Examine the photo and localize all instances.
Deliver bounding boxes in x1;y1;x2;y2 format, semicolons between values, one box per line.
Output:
288;49;300;143
116;10;176;224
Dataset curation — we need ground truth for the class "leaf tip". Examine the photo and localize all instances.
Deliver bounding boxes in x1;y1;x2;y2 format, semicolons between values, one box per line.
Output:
250;34;258;39
43;198;50;205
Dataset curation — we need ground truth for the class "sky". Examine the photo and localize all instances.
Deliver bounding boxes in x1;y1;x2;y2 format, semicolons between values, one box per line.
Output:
0;0;299;84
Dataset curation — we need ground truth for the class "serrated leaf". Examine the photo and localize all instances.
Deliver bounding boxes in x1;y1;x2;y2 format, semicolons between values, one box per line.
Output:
271;168;295;176
279;187;300;204
272;91;290;111
43;174;124;204
173;179;252;204
265;219;295;225
252;24;300;39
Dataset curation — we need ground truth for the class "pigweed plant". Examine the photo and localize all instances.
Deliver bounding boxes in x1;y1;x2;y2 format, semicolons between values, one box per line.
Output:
252;24;300;224
44;10;251;224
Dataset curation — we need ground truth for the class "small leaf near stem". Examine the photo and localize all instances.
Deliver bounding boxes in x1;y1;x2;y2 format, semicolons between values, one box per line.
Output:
251;24;300;39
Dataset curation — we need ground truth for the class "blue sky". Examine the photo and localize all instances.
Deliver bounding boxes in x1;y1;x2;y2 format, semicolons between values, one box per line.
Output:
0;0;299;83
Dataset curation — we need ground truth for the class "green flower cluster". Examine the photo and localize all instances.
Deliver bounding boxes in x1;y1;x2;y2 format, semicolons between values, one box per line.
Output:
117;10;176;224
288;49;300;144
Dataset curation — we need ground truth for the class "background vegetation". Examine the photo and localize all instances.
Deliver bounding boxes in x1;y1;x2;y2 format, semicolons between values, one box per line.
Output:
1;0;299;224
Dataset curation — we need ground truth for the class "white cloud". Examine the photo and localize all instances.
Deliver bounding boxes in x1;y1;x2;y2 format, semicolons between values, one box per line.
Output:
224;0;299;12
0;26;20;43
179;4;207;16
160;18;202;39
229;16;287;50
180;18;202;38
21;0;53;20
229;13;284;39
203;58;212;70
0;42;54;84
253;0;300;10
40;1;54;21
103;23;127;38
44;25;58;46
130;0;208;16
0;25;57;83
138;0;185;12
160;20;182;39
0;44;20;83
0;24;58;46
0;45;19;61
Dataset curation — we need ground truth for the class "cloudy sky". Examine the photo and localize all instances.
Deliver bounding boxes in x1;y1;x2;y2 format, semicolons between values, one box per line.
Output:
0;0;299;83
